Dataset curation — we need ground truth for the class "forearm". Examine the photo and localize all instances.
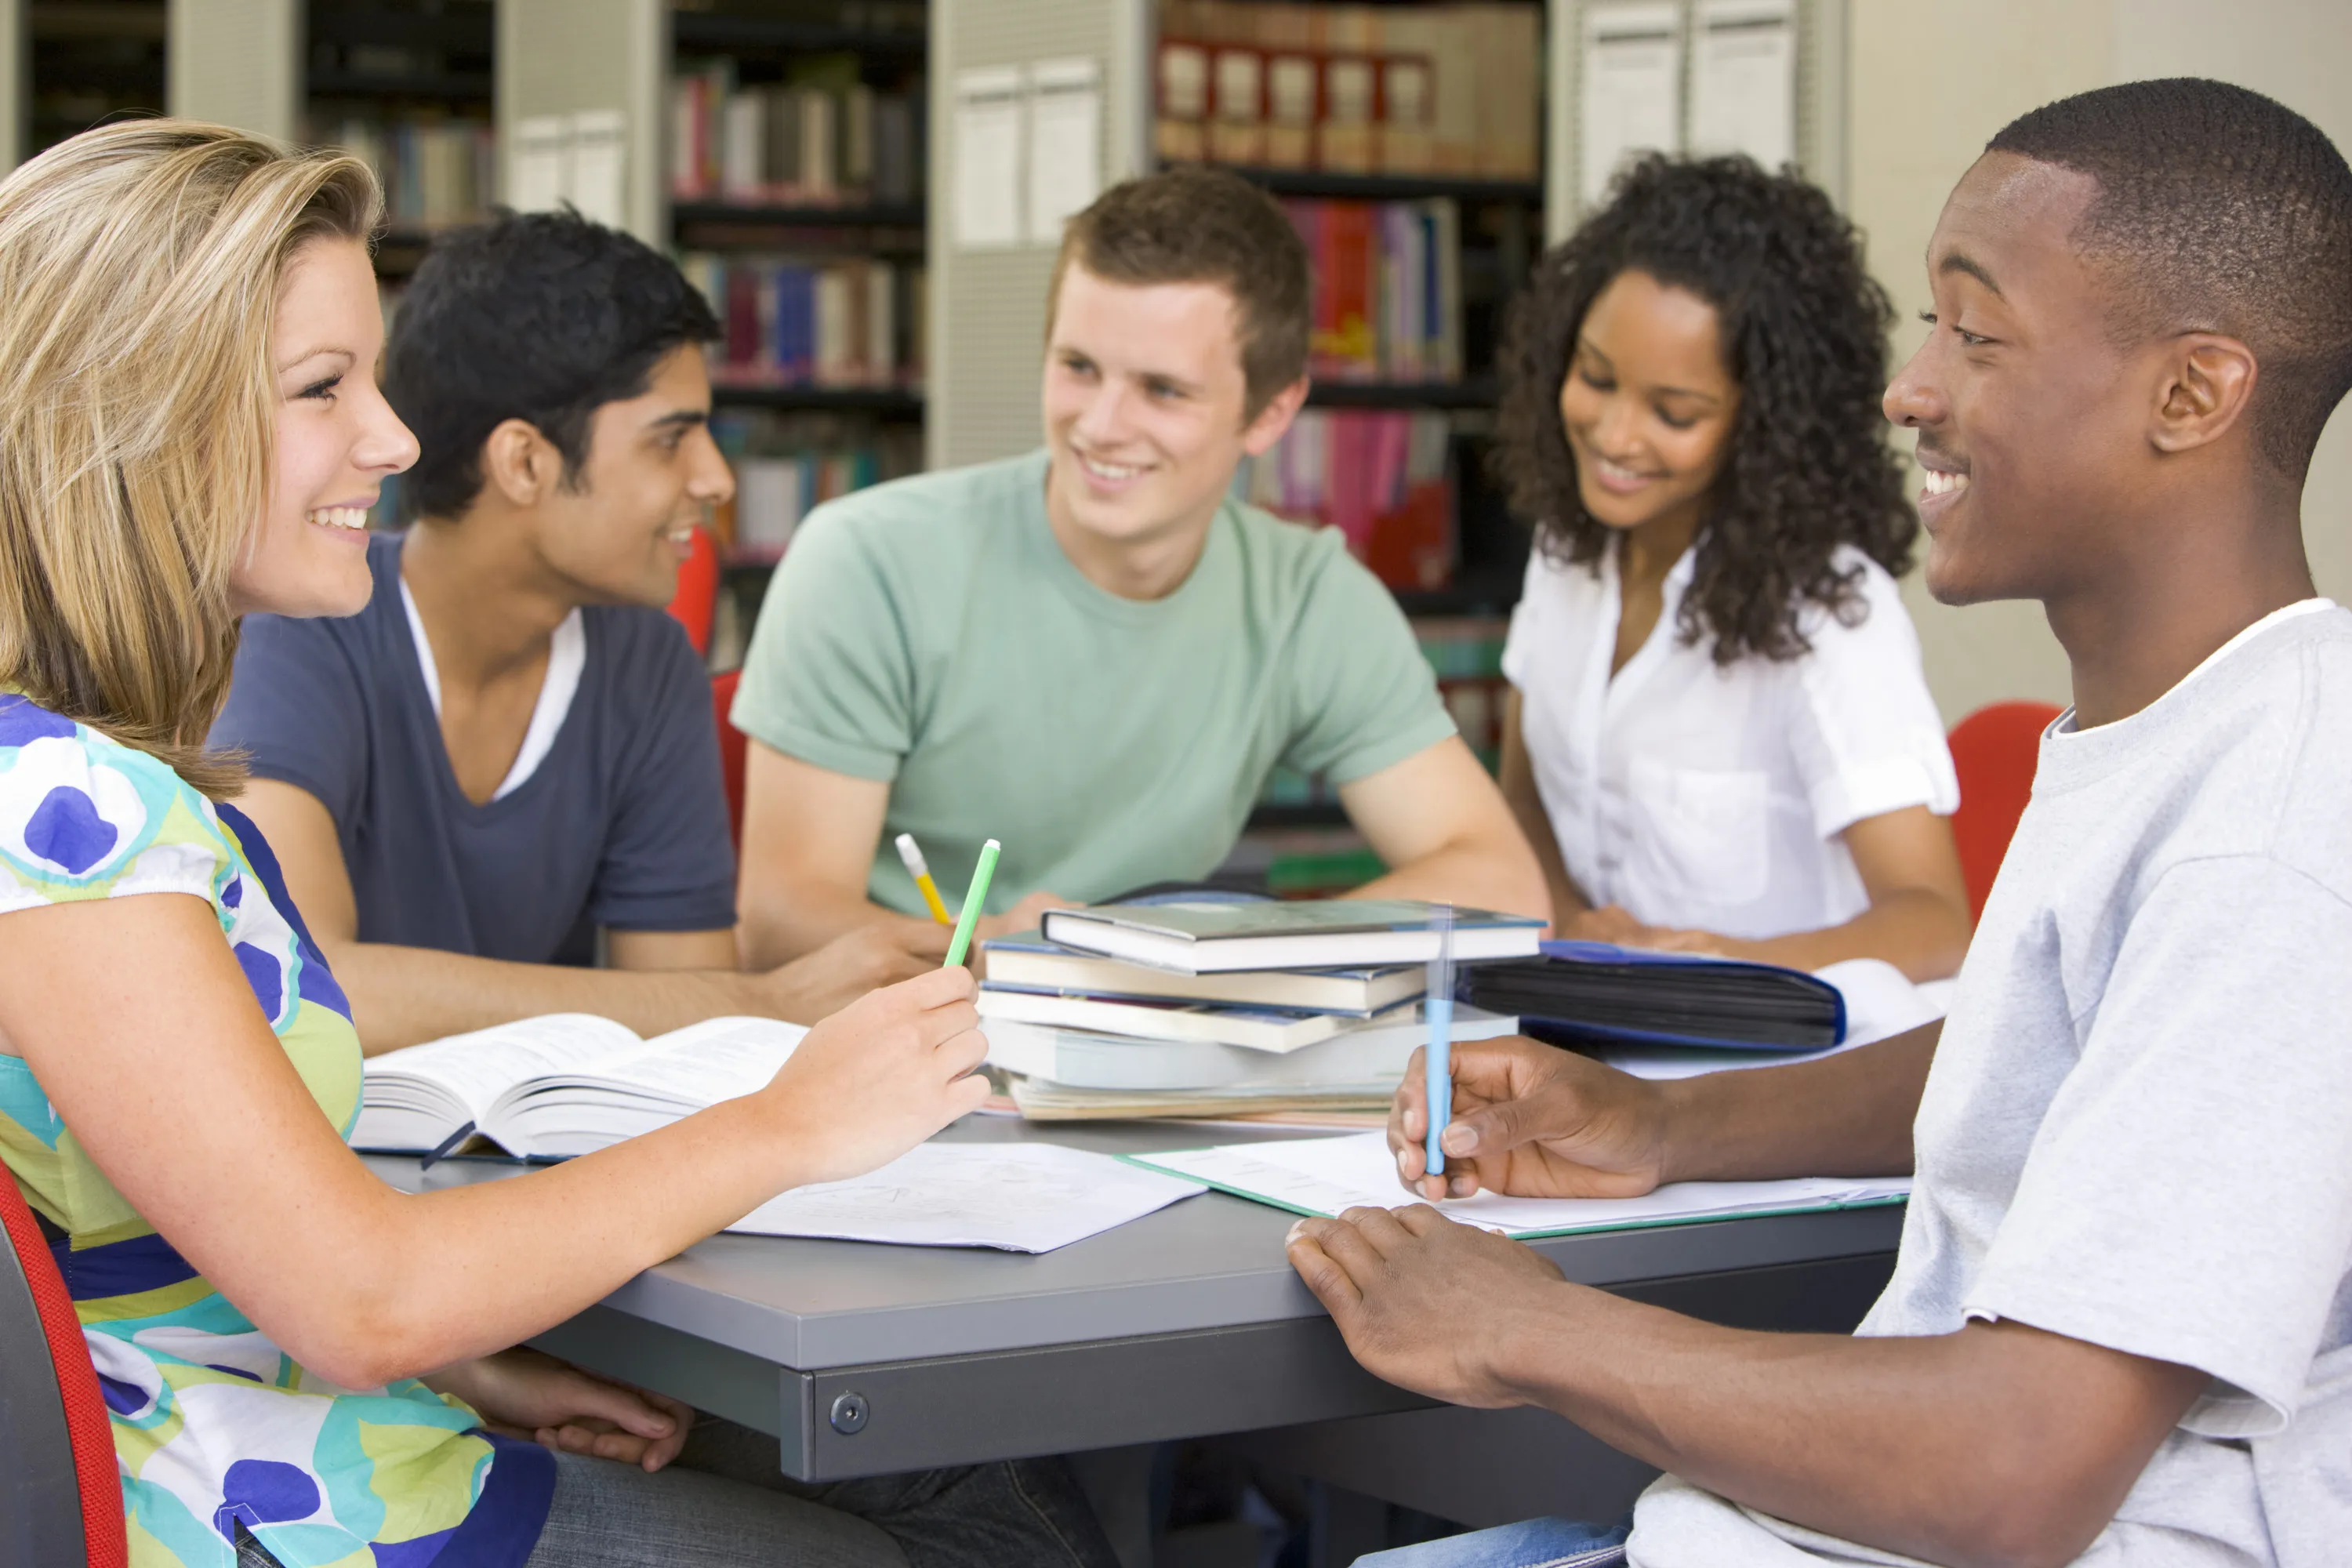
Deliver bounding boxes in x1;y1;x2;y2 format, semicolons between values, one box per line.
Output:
1715;888;1973;982
1486;1289;2106;1568
1657;1024;1936;1181
332;1091;822;1383
330;941;747;1054
1355;833;1550;921
737;874;917;970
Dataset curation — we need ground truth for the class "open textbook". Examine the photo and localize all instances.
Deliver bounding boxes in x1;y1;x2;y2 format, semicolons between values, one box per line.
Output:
354;1014;808;1160
1127;1131;1910;1240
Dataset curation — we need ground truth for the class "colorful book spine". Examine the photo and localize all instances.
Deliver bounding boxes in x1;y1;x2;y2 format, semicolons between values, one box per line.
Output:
1286;198;1464;382
682;254;918;391
670;67;924;206
1244;408;1455;591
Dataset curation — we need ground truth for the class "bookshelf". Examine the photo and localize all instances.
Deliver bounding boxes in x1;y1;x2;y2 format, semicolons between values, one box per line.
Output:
303;0;497;282
27;0;166;160
1152;1;1542;866
661;1;934;661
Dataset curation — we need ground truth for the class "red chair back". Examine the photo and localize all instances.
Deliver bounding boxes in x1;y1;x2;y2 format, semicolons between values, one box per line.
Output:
0;1173;126;1568
1947;700;2063;921
666;527;722;658
712;669;748;848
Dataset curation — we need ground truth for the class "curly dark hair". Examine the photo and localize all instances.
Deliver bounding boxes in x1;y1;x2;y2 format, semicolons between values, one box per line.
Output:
1494;154;1915;665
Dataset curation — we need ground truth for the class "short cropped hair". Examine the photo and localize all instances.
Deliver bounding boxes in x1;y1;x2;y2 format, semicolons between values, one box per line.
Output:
1049;165;1311;419
1988;78;2352;481
385;209;720;521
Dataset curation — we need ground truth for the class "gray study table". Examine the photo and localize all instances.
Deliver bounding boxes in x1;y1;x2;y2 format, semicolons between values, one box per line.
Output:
368;1116;1900;1528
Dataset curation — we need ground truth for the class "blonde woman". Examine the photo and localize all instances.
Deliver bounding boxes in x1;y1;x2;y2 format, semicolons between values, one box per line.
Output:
0;123;1114;1568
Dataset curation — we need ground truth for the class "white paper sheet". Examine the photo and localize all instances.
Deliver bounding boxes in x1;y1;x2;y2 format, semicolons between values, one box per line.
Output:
1132;1131;1907;1239
1689;0;1796;169
727;1142;1208;1252
1581;2;1683;207
953;66;1025;250
1025;57;1102;245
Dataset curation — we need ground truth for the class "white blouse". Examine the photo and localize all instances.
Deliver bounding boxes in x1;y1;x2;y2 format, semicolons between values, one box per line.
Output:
1502;537;1958;941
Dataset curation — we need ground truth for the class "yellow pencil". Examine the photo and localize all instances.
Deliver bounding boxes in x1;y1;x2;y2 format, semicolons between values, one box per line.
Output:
895;833;953;924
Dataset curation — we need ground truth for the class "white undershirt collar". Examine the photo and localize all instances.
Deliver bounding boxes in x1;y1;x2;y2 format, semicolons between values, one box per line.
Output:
398;575;586;803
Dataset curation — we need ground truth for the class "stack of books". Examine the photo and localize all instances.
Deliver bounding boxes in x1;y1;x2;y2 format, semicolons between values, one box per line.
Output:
979;900;1544;1122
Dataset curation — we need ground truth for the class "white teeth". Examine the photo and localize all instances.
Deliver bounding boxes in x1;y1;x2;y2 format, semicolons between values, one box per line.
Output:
307;506;368;531
1922;470;1970;497
1595;457;1646;482
1079;453;1143;481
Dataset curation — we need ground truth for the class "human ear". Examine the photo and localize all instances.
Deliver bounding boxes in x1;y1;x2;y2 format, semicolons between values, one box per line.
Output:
2149;336;2258;456
481;418;557;506
1240;375;1312;456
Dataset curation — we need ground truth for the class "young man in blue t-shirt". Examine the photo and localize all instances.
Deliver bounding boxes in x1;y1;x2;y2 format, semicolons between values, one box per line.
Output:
213;212;945;1054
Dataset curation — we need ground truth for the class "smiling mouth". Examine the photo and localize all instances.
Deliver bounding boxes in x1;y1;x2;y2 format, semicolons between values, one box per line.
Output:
307;506;369;531
1075;451;1150;482
1921;469;1971;498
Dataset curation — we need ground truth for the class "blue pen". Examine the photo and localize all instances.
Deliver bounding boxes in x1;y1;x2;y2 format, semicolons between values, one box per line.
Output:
1424;903;1455;1180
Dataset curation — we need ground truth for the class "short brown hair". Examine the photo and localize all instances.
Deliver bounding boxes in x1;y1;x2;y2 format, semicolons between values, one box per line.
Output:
1048;165;1311;418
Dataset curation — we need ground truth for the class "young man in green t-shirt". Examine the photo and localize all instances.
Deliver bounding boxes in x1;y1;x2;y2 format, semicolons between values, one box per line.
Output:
731;165;1546;964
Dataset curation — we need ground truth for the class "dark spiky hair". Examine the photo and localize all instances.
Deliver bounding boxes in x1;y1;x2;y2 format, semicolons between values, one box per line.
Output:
1987;78;2352;481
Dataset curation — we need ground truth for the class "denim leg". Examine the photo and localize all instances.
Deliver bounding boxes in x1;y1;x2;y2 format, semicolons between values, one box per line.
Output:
523;1446;905;1566
1352;1514;1634;1568
673;1414;1123;1568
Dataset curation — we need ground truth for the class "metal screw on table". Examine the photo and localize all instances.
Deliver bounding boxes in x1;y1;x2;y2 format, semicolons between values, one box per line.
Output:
829;1392;869;1435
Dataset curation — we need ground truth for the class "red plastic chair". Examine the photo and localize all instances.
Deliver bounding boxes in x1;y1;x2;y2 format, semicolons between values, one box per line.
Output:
665;526;723;659
0;1173;127;1568
712;669;748;848
1947;700;2063;921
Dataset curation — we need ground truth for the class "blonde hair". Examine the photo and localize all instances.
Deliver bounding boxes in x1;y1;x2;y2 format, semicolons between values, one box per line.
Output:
0;120;379;796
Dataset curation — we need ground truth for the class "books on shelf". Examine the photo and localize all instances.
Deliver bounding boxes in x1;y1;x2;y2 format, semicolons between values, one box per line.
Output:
353;1014;806;1160
709;410;921;565
325;116;496;230
1285;198;1463;381
671;61;922;207
680;252;924;394
1416;616;1511;769
1244;408;1454;590
1156;1;1541;181
1038;899;1545;974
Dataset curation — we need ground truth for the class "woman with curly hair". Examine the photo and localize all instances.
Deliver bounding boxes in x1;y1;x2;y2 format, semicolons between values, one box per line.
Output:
1493;154;1970;981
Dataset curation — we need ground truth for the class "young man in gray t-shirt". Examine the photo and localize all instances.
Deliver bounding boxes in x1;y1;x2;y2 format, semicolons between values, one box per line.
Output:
1285;81;2352;1568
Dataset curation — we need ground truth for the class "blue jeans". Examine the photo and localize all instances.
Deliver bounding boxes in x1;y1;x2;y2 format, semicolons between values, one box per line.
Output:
524;1415;1118;1567
1353;1514;1633;1567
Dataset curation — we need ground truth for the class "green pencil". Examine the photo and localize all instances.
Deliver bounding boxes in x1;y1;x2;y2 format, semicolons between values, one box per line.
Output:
943;838;1000;969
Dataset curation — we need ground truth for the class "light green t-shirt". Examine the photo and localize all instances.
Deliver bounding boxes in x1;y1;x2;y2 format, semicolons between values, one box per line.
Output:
732;448;1456;914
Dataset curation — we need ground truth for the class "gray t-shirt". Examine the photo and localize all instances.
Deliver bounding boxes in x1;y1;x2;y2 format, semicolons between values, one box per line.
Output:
1629;601;2352;1568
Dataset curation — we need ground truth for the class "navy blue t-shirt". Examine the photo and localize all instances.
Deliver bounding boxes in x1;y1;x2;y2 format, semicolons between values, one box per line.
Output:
211;532;737;966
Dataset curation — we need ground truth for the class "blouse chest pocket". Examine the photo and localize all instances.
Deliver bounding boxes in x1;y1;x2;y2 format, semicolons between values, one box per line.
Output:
1627;759;1771;910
